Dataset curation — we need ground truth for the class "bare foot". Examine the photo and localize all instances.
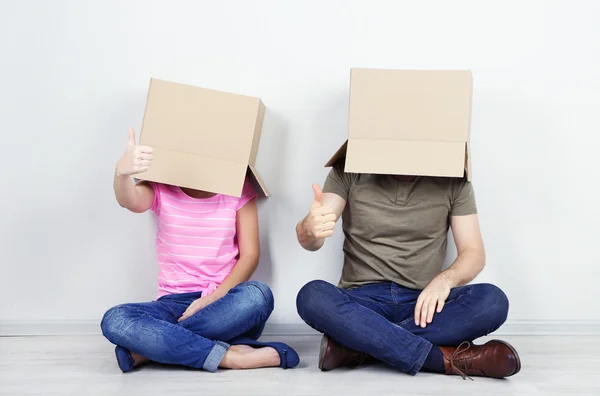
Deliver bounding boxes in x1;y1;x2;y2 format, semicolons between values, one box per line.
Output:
229;345;257;354
130;351;150;367
219;345;280;369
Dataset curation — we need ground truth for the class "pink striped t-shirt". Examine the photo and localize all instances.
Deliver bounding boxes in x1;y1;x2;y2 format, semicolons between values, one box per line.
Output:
149;179;257;297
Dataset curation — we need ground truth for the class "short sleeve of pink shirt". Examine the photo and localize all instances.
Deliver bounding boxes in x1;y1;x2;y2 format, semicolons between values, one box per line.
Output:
236;178;257;211
146;177;258;297
150;183;162;214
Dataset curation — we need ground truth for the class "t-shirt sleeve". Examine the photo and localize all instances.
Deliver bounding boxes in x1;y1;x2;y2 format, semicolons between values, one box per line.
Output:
450;180;478;216
322;159;355;201
135;180;161;214
235;178;258;211
148;182;162;214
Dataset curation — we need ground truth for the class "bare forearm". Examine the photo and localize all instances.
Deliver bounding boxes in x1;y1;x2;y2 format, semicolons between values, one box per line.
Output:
113;167;154;213
113;172;143;210
212;255;259;298
296;218;325;251
437;248;485;288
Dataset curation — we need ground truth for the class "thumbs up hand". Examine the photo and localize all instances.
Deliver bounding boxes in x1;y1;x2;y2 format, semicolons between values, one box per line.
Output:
311;183;324;207
303;184;338;239
116;127;154;177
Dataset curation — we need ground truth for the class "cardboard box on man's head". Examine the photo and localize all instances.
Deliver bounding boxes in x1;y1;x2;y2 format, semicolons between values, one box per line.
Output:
136;78;269;197
326;68;473;181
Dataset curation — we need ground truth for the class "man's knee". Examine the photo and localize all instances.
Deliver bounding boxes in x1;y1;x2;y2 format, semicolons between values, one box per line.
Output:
296;280;336;322
476;283;509;330
236;280;274;314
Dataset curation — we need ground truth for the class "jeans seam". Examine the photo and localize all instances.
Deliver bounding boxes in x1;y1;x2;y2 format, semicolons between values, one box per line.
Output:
161;300;187;318
343;291;397;305
411;341;433;375
398;316;416;327
444;285;474;306
344;283;396;305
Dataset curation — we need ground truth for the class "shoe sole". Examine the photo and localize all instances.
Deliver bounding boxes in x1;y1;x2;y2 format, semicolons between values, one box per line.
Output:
318;335;329;371
489;339;522;376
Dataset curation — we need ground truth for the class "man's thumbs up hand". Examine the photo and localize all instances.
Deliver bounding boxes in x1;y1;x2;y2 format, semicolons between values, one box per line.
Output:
312;184;324;207
303;184;337;239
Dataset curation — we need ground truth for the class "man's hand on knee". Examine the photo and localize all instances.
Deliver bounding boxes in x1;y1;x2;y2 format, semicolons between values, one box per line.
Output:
414;276;452;328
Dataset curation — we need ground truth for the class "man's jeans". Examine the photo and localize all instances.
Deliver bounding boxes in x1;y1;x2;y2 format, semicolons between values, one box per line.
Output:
101;281;273;372
297;280;509;375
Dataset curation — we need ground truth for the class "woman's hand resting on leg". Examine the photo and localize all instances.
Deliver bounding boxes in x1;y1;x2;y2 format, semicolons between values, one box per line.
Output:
178;295;219;322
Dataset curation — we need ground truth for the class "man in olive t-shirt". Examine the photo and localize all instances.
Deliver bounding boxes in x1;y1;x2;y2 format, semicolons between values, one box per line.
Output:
295;160;521;379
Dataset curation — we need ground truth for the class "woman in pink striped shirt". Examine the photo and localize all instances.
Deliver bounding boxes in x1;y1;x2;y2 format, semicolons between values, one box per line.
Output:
101;127;299;373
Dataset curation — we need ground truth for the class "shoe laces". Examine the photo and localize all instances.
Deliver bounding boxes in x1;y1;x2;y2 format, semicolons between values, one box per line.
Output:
449;341;475;381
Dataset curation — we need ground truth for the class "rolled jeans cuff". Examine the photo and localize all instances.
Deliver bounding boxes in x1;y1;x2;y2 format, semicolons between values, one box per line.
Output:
203;341;230;372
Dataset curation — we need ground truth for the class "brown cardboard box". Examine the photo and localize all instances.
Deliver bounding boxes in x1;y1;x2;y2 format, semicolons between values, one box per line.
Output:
326;68;473;180
137;78;269;197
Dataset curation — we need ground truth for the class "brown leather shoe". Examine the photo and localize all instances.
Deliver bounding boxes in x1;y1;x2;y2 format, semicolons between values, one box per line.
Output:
440;340;521;380
318;335;372;371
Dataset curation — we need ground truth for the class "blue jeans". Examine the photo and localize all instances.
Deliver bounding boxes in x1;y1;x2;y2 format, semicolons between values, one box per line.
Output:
101;281;274;372
296;280;509;375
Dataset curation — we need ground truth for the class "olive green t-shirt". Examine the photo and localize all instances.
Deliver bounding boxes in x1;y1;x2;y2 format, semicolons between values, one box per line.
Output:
323;160;478;291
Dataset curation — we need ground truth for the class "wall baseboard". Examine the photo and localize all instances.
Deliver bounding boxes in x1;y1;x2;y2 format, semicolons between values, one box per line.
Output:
1;320;599;337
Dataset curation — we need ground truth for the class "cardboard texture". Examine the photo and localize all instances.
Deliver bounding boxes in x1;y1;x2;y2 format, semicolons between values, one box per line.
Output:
327;68;473;180
137;78;269;197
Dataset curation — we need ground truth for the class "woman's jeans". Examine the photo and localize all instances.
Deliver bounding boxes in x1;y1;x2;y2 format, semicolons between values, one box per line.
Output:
101;281;274;372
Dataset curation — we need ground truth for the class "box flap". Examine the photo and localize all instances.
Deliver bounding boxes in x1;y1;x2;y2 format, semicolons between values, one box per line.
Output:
248;165;270;197
345;138;465;178
464;142;472;181
248;101;266;166
137;147;247;197
325;140;348;167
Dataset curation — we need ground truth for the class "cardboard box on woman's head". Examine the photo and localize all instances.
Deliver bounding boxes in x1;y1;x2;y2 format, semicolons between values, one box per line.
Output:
136;78;269;197
327;68;474;181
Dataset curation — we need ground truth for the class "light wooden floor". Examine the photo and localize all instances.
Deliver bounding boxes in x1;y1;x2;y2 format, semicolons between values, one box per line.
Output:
0;335;598;395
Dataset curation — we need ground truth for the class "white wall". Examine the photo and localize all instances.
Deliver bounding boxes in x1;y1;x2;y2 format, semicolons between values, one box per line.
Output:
1;0;599;329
